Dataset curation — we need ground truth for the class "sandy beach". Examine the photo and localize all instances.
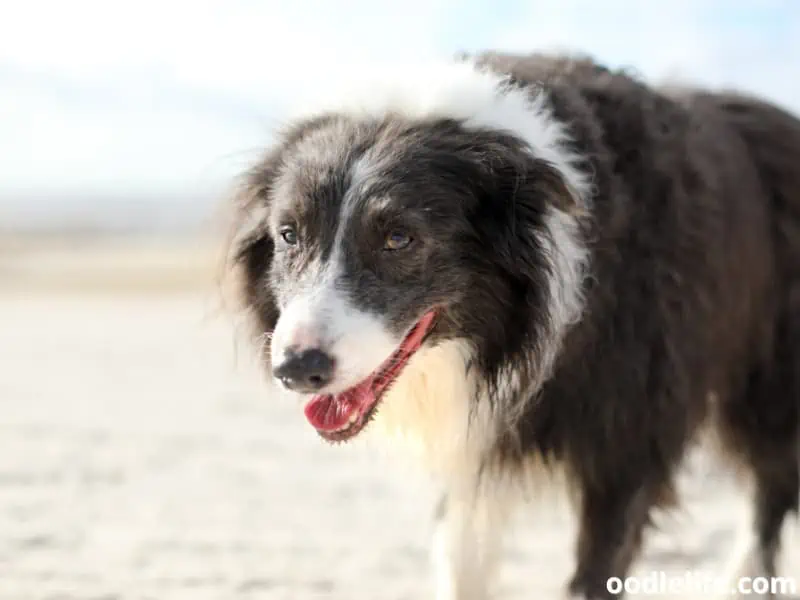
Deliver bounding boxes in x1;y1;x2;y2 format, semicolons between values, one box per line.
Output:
0;238;796;600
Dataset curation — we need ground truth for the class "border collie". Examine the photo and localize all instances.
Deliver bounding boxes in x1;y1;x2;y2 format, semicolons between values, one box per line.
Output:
226;53;800;599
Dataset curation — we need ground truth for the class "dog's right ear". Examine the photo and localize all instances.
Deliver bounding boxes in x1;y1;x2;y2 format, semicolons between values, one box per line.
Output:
224;158;281;351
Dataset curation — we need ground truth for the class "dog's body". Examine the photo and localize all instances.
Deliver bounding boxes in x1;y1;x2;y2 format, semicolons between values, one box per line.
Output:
228;53;800;599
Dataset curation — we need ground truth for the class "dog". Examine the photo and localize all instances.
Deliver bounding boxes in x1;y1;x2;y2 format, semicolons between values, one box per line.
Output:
225;52;800;599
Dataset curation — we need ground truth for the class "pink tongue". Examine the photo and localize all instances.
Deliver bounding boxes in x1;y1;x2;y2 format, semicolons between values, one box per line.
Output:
302;312;437;434
304;380;375;432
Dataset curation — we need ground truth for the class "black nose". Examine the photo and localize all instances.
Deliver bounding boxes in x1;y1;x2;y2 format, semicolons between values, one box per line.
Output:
273;348;335;393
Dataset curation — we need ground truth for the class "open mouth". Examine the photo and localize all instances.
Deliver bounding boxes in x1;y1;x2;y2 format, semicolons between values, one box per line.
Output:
302;310;438;443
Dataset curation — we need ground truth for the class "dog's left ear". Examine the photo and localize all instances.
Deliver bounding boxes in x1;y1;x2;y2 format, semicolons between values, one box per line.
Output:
472;129;588;222
529;158;589;218
223;157;282;350
475;146;587;242
468;142;589;286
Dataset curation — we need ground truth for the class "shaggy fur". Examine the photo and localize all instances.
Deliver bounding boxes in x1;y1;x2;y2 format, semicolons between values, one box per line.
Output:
226;52;800;599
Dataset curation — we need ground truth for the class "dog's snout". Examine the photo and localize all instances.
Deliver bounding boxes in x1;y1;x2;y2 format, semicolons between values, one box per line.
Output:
273;347;335;393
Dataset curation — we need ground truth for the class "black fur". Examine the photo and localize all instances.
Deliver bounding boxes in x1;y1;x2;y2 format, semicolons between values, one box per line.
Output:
227;53;800;598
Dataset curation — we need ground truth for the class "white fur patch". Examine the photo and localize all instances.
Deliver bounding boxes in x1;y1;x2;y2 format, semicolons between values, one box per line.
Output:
382;340;569;600
368;339;569;496
431;493;506;600
369;339;490;479
531;206;592;391
291;59;593;210
270;271;400;395
542;207;590;333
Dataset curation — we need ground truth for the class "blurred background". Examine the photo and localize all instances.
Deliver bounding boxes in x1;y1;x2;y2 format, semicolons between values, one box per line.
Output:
1;1;798;599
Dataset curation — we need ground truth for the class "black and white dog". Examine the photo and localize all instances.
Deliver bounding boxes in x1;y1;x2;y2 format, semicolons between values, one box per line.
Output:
227;53;800;599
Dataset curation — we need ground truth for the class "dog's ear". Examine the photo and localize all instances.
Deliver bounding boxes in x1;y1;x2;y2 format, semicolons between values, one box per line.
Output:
472;143;587;266
529;158;589;219
459;143;589;396
224;157;281;349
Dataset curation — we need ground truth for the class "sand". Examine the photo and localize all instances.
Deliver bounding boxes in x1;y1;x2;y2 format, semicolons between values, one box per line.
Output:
0;239;796;599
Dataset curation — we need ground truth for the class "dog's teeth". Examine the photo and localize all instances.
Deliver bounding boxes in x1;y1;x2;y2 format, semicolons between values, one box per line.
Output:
331;412;360;433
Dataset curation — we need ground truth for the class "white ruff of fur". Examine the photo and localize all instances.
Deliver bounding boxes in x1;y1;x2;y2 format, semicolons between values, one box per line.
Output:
367;338;574;506
368;339;493;480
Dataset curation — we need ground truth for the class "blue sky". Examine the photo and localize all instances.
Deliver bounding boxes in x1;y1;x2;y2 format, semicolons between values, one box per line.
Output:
1;0;798;227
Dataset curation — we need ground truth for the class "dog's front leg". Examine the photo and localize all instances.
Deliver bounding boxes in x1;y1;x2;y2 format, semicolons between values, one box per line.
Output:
430;491;504;600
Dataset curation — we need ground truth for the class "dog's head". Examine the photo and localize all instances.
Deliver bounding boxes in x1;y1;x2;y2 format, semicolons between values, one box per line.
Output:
228;62;591;442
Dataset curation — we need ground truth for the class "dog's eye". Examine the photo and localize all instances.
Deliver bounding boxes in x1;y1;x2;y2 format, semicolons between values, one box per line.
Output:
384;230;413;251
279;225;298;246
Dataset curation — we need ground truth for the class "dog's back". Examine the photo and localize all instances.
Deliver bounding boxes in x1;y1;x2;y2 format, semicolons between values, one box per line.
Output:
468;51;800;593
689;91;800;580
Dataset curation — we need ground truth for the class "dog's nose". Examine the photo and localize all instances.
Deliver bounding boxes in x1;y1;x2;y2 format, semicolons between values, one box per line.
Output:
273;347;335;393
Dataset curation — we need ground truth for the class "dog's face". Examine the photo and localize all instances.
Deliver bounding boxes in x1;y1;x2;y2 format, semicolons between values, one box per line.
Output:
231;113;583;442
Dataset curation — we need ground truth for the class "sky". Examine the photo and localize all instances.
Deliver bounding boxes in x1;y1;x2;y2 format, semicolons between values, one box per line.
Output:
1;0;799;230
